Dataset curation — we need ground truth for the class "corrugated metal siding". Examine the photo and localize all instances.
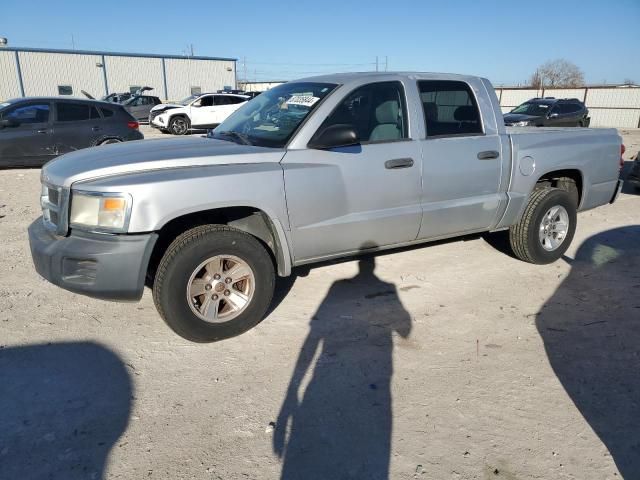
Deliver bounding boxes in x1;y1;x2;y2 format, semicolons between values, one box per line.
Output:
239;82;285;92
104;55;165;98
164;58;235;101
0;51;21;100
18;51;104;98
586;88;640;108
589;109;640;128
497;89;541;107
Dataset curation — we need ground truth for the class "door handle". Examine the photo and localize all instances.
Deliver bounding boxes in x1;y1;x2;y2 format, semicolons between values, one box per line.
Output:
477;150;499;160
385;158;414;169
92;126;101;132
37;129;48;134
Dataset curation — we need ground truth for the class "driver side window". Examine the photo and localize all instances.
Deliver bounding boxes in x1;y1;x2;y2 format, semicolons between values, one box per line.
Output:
4;103;50;124
317;82;408;144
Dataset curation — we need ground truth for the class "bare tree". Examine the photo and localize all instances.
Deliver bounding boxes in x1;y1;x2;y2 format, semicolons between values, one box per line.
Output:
531;59;585;88
623;78;636;86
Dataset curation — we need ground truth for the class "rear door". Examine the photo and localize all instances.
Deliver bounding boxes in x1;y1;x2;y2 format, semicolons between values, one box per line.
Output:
52;101;104;155
417;79;504;239
0;101;54;167
126;96;153;120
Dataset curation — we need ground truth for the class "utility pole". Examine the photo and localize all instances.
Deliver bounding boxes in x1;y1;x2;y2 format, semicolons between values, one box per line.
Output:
71;34;75;50
189;44;194;57
375;56;379;72
243;56;247;83
385;56;388;72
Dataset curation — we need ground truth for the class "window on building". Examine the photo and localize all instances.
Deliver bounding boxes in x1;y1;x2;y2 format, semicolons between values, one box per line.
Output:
191;86;202;95
317;81;408;143
58;85;73;96
418;80;483;137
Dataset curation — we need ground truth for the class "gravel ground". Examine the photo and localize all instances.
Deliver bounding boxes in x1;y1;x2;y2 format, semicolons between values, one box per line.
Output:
0;129;639;480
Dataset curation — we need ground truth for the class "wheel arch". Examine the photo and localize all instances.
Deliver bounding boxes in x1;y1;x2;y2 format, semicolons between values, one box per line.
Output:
534;168;584;207
146;206;292;288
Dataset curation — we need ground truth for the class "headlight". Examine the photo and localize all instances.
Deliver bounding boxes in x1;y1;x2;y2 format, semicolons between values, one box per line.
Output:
69;191;132;233
514;121;531;126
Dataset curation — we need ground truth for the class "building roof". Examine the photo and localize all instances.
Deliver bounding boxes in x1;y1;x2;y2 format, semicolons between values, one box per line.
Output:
0;46;236;62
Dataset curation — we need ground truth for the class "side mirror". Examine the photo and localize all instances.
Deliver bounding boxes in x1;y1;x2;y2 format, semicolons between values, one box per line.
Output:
308;124;359;150
0;118;19;128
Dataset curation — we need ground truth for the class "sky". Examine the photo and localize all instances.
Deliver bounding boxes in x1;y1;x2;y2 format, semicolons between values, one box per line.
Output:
1;0;639;85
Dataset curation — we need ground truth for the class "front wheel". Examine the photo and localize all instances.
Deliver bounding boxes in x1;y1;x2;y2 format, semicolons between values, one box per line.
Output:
509;187;577;264
169;116;190;135
152;225;275;342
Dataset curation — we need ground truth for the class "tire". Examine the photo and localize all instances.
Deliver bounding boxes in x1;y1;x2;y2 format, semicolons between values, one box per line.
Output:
152;225;275;342
509;187;577;264
169;115;190;135
99;138;122;145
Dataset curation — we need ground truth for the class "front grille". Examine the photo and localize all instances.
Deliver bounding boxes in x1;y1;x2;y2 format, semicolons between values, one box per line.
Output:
41;182;68;235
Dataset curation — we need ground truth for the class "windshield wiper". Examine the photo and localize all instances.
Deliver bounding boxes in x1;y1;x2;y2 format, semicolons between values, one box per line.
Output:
215;130;252;146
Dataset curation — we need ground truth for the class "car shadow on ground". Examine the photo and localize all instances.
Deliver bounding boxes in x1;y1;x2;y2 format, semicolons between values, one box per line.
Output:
0;342;132;480
273;250;411;480
536;226;640;477
622;159;639;195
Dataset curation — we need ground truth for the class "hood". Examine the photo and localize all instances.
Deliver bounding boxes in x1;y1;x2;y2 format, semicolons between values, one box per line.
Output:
150;104;182;113
42;137;285;188
503;113;541;123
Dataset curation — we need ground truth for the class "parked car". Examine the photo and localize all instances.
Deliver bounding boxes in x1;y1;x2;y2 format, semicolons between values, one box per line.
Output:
0;97;143;167
627;151;640;192
149;93;249;135
82;87;155;105
122;94;162;121
504;98;590;127
28;72;623;342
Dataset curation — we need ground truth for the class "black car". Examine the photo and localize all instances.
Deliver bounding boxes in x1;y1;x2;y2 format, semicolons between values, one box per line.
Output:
627;151;640;192
0;97;143;167
504;98;590;127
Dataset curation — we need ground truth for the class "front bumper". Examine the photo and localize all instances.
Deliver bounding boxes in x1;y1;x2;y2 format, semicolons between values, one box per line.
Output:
28;218;158;301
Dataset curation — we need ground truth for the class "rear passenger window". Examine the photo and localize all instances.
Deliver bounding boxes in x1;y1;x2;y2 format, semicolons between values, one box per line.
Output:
418;80;483;137
100;108;114;118
317;81;408;143
57;103;91;122
90;106;101;119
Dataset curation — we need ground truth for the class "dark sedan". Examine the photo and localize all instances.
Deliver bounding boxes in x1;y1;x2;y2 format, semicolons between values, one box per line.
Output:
504;98;590;127
627;152;640;192
0;97;143;167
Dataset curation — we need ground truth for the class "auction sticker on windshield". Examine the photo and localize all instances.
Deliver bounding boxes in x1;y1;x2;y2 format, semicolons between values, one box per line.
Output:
286;95;320;107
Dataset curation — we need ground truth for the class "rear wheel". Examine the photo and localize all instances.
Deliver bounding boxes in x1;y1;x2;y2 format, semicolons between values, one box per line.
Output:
152;225;275;342
169;116;190;135
509;187;576;264
99;138;122;145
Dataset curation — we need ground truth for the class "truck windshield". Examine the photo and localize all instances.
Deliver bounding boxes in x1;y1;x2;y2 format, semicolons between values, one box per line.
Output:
511;102;552;116
210;82;338;148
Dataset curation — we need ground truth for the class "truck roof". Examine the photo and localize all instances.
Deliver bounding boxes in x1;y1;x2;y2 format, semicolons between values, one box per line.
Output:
295;71;487;85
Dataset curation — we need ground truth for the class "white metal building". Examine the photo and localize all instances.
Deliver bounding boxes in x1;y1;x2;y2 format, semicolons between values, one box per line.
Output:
0;47;237;102
238;81;285;92
494;85;640;128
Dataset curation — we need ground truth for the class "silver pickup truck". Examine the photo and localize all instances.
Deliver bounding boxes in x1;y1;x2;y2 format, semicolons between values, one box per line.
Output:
28;72;624;342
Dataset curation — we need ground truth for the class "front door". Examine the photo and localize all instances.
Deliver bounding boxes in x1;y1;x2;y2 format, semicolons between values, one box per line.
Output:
189;95;216;128
283;81;423;262
0;101;54;167
417;80;504;239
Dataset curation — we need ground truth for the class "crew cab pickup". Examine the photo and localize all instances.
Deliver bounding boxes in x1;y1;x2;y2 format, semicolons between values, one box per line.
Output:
28;72;624;342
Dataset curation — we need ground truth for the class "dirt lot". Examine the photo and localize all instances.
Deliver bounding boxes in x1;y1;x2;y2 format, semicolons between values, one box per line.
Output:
1;130;639;480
